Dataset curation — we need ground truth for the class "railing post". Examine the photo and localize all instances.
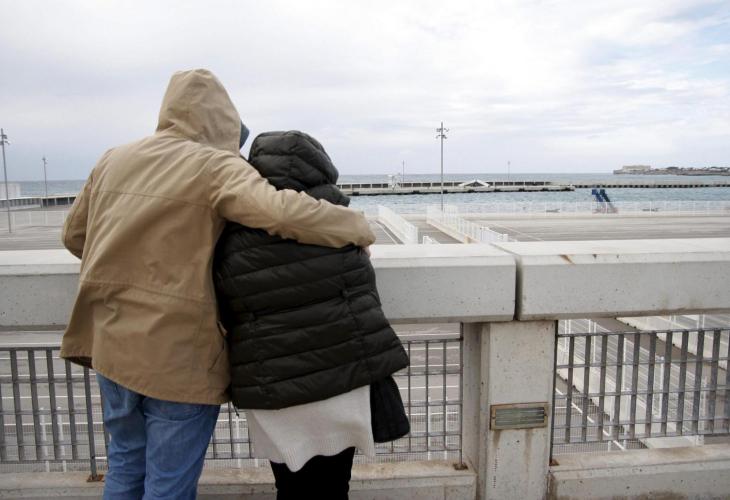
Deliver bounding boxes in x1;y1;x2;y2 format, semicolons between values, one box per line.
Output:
462;320;556;500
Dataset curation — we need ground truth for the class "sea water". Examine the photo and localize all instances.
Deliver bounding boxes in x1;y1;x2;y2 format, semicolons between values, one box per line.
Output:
14;173;730;212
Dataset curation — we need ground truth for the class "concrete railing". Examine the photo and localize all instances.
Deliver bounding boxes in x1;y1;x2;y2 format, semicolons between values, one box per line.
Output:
377;204;419;244
1;239;730;499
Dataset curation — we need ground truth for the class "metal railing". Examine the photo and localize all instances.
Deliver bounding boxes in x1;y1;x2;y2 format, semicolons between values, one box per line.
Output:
350;200;730;217
0;210;69;230
436;200;730;216
552;325;730;455
426;205;510;243
0;333;463;476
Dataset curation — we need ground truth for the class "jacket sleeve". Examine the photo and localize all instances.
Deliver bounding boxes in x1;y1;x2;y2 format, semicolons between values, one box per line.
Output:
62;170;94;259
206;155;376;248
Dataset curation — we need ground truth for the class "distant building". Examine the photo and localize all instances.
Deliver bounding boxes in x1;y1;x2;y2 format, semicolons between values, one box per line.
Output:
614;165;651;174
613;165;729;176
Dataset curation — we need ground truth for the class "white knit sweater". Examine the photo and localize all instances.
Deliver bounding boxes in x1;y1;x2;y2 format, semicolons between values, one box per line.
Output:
246;385;375;472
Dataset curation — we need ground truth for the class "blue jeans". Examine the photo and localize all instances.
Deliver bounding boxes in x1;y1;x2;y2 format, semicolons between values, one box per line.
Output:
97;374;221;500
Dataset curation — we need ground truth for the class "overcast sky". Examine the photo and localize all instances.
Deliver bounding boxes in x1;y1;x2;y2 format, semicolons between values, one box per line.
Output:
1;0;729;180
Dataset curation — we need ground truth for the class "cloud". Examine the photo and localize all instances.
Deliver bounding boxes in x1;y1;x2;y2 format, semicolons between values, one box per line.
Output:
0;0;728;179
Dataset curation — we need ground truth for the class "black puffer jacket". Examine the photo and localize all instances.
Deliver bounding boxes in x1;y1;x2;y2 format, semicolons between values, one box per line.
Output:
214;131;409;409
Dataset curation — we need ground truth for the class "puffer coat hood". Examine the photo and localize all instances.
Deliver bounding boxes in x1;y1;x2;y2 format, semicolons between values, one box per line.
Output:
248;131;350;206
215;131;408;409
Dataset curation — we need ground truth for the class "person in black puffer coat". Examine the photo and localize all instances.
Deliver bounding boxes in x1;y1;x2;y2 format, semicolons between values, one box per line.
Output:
214;131;409;410
214;131;409;499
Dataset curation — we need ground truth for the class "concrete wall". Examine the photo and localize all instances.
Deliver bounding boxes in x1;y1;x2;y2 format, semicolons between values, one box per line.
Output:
549;444;730;499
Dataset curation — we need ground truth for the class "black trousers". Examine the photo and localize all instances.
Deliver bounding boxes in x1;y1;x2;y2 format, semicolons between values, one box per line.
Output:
269;447;356;500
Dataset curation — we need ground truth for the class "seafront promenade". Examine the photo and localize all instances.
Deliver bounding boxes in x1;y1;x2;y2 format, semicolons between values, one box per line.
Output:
0;205;729;499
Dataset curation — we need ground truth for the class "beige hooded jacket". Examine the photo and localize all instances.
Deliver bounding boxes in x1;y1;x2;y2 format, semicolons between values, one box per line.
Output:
60;69;375;404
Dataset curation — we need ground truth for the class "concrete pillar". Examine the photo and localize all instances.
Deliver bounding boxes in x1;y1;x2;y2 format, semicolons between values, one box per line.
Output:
462;320;556;500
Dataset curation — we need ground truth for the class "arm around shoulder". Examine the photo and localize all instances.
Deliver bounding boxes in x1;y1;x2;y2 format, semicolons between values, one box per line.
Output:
207;155;375;248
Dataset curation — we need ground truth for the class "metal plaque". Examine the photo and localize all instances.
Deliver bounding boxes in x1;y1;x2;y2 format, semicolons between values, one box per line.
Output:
490;402;548;430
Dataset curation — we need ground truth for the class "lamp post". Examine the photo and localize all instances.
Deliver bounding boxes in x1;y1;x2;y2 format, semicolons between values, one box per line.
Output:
42;156;49;207
1;129;10;233
436;122;448;210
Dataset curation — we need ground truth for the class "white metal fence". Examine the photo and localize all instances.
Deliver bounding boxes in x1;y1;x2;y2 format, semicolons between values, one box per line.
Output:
426;205;510;243
0;211;70;231
377;205;420;244
357;200;730;217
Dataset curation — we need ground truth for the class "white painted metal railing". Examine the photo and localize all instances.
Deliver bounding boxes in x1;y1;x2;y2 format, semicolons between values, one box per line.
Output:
377;205;419;244
355;200;730;217
426;205;510;243
0;210;70;230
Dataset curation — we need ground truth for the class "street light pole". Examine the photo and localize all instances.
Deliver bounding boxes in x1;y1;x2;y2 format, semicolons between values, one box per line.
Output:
1;129;11;233
436;122;449;210
42;156;49;207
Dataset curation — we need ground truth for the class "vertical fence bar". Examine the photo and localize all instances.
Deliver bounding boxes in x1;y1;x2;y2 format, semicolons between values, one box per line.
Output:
28;351;44;460
210;408;220;459
0;352;6;461
65;361;79;460
598;335;608;440
227;403;235;459
612;334;624;441
46;349;61;460
629;333;640;438
644;333;657;436
565;336;575;443
678;331;689;435
661;332;672;435
724;330;730;433
442;341;447;455
550;322;559;460
83;368;98;480
457;327;464;465
708;330;720;434
691;331;705;435
425;342;430;452
10;350;25;461
580;335;591;442
246;411;253;461
407;342;412;454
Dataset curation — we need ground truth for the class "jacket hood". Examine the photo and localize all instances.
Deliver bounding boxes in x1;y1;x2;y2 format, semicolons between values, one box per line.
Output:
248;130;340;190
156;69;241;153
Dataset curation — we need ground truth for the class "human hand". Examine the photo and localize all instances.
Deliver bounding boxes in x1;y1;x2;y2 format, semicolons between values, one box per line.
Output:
363;246;371;257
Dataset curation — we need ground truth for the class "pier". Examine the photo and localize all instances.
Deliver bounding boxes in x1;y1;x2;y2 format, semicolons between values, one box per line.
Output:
336;180;574;196
336;179;730;196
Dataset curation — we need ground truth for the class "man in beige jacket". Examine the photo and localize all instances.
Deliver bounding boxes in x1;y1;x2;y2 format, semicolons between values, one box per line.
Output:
61;69;375;499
